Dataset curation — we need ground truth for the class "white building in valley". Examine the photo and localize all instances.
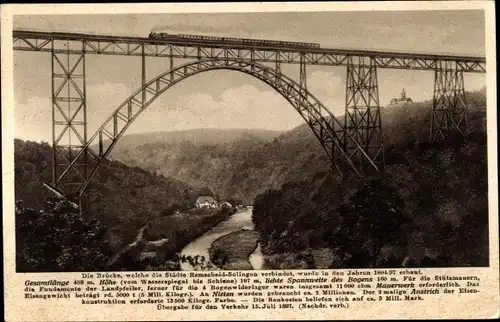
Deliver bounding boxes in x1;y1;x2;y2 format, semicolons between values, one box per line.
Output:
195;196;218;208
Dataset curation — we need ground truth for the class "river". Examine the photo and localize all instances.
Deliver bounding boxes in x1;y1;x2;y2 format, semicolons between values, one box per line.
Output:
179;207;264;270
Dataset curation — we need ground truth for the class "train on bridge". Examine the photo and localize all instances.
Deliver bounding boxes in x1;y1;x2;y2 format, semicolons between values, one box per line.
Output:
148;32;321;49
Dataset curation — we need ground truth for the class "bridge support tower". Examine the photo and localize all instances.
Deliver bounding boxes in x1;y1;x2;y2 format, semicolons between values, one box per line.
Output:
51;39;88;196
430;61;468;142
344;57;384;173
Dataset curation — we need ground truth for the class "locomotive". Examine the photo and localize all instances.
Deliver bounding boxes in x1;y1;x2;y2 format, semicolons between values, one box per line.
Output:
148;32;320;49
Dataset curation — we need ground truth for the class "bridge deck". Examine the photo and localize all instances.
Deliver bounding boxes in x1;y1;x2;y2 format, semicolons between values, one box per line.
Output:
12;30;486;72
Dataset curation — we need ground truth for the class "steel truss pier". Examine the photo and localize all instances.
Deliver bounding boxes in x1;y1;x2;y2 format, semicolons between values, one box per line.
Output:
343;57;384;172
51;40;88;196
430;61;469;141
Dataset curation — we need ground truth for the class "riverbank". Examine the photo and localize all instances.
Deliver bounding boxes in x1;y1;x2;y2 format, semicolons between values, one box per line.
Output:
108;207;236;270
208;229;260;270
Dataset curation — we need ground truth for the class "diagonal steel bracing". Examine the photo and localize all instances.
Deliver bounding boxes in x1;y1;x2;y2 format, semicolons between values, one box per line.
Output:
51;40;89;195
13;31;486;73
55;59;379;196
430;61;468;141
343;57;384;173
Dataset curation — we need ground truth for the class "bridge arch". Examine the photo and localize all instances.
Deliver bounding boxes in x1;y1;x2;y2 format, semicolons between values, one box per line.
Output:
57;58;376;196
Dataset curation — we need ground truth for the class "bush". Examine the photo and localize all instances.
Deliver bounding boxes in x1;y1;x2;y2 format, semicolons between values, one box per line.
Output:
16;198;113;272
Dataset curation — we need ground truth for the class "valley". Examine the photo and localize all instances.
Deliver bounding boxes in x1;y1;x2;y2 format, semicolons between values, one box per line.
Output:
14;88;488;271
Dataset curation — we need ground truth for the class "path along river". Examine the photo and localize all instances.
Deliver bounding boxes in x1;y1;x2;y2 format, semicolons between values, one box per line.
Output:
179;207;264;270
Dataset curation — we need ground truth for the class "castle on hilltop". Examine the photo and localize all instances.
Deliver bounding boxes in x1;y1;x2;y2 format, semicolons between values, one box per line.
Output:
388;88;413;107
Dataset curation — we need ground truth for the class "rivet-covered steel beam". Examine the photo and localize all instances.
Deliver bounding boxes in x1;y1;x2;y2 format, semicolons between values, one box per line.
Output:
13;31;486;73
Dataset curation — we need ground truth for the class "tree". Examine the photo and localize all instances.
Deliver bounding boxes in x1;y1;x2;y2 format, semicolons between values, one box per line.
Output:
16;197;113;272
198;186;216;198
331;180;407;268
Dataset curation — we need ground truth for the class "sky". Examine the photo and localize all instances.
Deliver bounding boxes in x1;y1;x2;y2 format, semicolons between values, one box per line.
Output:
13;9;487;142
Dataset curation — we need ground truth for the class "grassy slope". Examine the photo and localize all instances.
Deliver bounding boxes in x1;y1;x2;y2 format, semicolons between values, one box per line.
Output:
208;229;260;270
108;207;236;270
145;207;236;258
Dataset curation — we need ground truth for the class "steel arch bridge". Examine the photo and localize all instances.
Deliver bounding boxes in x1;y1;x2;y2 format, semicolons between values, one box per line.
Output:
12;30;487;198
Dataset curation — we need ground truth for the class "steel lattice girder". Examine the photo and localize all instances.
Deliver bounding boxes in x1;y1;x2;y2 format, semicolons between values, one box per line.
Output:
56;59;381;196
430;61;468;141
51;40;88;193
13;31;486;73
343;57;385;171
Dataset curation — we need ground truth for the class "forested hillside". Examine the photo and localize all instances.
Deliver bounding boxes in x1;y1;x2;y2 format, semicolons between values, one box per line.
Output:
110;89;487;205
253;131;488;268
252;89;488;268
112;134;329;204
15;140;198;252
108;128;282;153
